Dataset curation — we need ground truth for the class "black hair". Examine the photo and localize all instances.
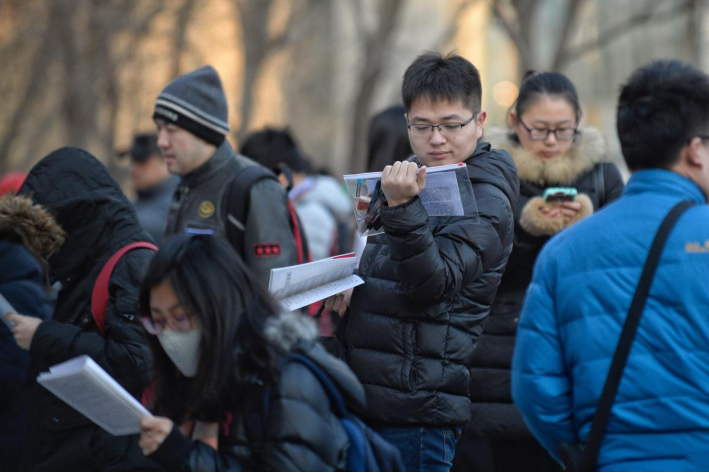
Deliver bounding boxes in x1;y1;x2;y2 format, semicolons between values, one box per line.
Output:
139;234;281;422
130;133;160;163
366;105;413;172
240;128;308;173
513;71;582;124
402;51;482;113
617;59;709;171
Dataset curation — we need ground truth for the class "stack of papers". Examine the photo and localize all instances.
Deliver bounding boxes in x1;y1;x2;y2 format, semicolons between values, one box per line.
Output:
269;253;364;311
37;355;152;436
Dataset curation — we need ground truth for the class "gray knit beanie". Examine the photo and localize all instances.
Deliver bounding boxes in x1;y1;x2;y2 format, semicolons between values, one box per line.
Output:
153;65;229;146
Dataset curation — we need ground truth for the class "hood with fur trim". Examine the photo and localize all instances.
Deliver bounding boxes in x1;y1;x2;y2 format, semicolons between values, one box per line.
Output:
484;127;609;185
0;194;66;263
264;311;318;353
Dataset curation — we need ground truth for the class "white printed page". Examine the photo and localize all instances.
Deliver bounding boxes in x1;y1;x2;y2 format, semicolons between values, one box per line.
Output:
279;274;365;312
37;356;152;436
419;171;464;216
269;253;362;311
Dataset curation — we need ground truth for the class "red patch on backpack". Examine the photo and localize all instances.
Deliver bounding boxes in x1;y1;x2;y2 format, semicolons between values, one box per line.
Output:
254;243;281;257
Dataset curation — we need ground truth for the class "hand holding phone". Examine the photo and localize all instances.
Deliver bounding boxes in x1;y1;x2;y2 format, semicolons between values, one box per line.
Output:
543;187;578;203
0;293;18;327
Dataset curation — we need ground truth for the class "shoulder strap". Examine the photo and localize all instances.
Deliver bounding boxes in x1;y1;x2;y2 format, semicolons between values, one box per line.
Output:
288;354;348;418
91;242;158;336
581;200;694;469
595;163;606;209
225;165;279;258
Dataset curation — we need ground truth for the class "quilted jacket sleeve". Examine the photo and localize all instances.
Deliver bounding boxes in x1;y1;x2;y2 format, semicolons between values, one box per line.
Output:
30;249;153;397
379;190;508;307
511;247;576;463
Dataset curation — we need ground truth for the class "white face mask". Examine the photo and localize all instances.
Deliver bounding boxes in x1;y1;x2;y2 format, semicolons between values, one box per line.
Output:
157;328;202;378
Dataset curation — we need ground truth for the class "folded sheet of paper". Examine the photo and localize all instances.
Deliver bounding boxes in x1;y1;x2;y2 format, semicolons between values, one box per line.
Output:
343;162;468;236
37;355;152;436
269;253;364;311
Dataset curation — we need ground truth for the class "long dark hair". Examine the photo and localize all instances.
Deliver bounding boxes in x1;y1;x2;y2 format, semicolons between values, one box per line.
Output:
367;105;413;172
139;234;280;421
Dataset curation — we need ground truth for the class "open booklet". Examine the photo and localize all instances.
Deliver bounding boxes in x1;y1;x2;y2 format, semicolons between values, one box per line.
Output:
269;253;364;311
343;162;475;237
37;355;152;436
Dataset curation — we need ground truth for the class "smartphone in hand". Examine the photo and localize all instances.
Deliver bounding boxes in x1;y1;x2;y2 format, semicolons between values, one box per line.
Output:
0;293;18;327
543;187;578;203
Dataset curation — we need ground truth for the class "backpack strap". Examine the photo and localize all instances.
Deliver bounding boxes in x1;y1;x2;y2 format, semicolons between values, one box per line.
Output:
288;354;348;417
91;242;158;336
242;380;271;458
225;164;310;265
578;200;694;470
225;165;280;259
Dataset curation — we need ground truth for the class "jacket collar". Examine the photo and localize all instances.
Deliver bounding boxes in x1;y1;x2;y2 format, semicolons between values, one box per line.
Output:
484;127;608;185
624;169;706;204
181;140;234;188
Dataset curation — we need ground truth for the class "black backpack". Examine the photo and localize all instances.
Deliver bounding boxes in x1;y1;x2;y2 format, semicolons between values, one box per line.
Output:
244;353;405;471
224;164;310;265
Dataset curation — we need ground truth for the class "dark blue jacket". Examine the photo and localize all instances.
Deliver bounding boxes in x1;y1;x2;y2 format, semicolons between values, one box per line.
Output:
0;239;52;469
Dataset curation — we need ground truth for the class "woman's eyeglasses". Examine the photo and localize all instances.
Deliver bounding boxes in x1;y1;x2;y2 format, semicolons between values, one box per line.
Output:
518;118;578;141
141;313;194;335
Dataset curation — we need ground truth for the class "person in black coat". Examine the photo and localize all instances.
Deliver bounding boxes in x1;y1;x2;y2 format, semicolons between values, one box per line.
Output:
0;195;59;471
138;234;367;471
5;147;157;471
453;72;625;472
328;52;519;472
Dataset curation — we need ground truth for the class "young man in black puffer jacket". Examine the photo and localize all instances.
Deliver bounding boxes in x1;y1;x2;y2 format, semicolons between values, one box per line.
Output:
328;52;519;472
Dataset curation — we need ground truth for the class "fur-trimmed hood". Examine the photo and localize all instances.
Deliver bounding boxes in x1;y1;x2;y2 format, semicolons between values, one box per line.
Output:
264;311;367;413
484;127;609;185
0;194;66;263
264;311;318;353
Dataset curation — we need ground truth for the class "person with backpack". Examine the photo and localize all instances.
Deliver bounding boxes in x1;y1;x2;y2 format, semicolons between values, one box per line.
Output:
154;65;298;286
453;72;624;472
512;60;709;470
137;234;401;471
4;147;157;470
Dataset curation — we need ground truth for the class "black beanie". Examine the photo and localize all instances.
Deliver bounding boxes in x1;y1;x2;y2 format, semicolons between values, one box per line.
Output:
153;65;229;146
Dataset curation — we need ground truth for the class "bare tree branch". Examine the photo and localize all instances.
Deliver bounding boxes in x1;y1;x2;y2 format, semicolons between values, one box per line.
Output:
557;0;687;68
550;0;586;71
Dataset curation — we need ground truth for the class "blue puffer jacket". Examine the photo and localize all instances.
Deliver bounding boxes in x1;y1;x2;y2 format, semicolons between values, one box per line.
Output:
512;170;709;471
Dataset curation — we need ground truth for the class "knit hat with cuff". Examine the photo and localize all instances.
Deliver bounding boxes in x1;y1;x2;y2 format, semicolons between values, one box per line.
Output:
153;65;229;146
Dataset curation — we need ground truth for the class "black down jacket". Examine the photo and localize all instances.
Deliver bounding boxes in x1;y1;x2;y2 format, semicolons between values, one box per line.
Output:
18;148;157;471
342;141;519;427
465;128;625;438
147;312;366;471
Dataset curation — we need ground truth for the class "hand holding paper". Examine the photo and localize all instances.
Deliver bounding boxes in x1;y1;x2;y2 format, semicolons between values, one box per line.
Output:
381;162;427;206
5;313;42;350
139;417;174;456
269;253;364;312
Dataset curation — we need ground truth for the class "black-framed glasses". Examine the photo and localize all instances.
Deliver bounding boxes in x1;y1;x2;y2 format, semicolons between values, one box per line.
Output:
407;112;479;137
518;118;578;141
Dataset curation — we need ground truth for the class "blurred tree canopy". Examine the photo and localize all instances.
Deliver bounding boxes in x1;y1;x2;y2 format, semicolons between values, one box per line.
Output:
0;0;706;179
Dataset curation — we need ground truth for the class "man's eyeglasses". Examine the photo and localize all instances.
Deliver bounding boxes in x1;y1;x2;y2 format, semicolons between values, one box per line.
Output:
518;118;578;141
407;112;479;137
141;313;194;336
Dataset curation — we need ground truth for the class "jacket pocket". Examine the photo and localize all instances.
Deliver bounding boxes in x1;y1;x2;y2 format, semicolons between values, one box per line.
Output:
402;321;417;391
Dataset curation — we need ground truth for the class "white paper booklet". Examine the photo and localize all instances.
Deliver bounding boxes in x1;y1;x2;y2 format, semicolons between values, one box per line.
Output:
37;355;152;436
269;253;364;311
343;162;468;236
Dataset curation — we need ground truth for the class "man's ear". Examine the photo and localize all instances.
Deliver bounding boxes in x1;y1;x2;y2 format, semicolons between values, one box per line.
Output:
476;110;487;139
685;137;705;168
